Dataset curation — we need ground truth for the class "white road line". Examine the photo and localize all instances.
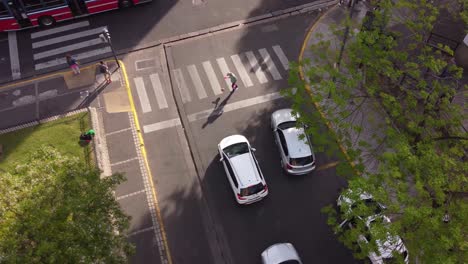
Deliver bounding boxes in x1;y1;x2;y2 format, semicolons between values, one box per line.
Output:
187;65;208;99
8;32;20;80
273;45;289;70
33;38;103;60
128;226;155;237
117;189;146;200
149;73;168;109
106;127;132;136
259;48;282;80
134;77;152;113
245;51;268;84
34;46;111;70
202;61;222;95
188;92;282;122
216;57;233;91
143;118;182;133
173;69;192;103
111;157;138;166
230;54;253;87
32;26;106;49
31;21;90;39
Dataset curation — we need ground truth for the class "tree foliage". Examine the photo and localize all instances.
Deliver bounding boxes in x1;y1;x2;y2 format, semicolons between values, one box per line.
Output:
285;0;467;263
0;146;133;263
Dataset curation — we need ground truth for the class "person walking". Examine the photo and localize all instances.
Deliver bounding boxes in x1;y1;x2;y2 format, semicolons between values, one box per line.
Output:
223;72;238;91
66;54;80;75
99;61;111;83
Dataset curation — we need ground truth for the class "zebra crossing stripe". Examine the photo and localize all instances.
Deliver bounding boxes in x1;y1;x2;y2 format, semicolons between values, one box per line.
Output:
258;48;282;80
31;21;90;39
33;38;103;60
245;51;268;84
202;61;222;95
134;77;152;113
173;69;192;103
32;26;107;49
34;46;111;70
187;65;208;99
216;57;233;91
230;54;253;87
150;73;169;109
273;45;289;70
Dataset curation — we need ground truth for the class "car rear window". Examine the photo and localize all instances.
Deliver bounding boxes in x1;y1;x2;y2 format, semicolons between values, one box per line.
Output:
290;155;313;166
240;182;264;196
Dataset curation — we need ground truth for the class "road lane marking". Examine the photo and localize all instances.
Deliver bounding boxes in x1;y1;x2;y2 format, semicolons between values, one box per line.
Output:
173;69;192;103
31;21;90;39
230;54;253;87
110;157;138;166
143;118;182;133
216;57;233;91
33;38;103;60
134;77;152;113
128;226;155;237
143;92;284;133
245;51;268;84
150;73;169;109
259;48;282;80
187;65;208;99
202;61;223;95
122;61;173;264
117;189;146;200
273;45;289;70
105;127;132;136
34;46;111;70
32;26;106;49
8;32;20;80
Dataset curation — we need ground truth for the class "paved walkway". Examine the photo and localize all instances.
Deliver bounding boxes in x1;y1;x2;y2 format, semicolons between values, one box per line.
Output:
300;2;467;175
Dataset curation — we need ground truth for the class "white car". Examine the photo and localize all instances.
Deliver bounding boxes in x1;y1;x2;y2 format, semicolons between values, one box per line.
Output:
338;190;408;264
271;109;315;175
218;135;268;204
261;243;302;264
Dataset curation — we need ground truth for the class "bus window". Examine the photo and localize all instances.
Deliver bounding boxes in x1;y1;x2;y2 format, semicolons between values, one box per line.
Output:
42;0;67;8
23;0;43;12
0;2;10;17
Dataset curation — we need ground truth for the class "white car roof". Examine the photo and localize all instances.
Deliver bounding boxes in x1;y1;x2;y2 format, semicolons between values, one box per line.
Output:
271;108;298;125
230;153;261;188
283;127;312;158
219;135;248;150
261;243;302;264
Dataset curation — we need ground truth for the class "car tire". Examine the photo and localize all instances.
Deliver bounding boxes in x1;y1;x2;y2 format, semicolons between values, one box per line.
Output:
38;16;56;27
119;0;133;8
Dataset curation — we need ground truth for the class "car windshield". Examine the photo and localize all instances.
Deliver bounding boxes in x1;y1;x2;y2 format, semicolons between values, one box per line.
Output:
351;198;383;215
223;143;249;158
240;182;264;196
278;121;296;130
290;156;313;166
279;261;301;264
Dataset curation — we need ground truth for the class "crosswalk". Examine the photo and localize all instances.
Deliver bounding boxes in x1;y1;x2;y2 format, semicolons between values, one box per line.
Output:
31;21;111;71
133;45;291;113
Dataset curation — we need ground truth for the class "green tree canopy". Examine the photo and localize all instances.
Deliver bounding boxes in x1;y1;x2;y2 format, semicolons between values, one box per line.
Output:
0;146;133;263
285;0;467;263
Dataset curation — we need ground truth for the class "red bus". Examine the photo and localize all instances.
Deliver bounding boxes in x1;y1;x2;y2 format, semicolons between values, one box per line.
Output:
0;0;151;31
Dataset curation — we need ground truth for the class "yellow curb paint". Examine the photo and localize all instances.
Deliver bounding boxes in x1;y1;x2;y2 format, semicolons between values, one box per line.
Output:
120;60;173;264
298;5;360;175
0;60;115;91
317;161;340;171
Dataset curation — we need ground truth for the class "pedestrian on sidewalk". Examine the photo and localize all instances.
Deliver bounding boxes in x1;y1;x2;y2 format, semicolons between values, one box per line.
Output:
223;72;238;91
66;54;80;75
99;61;112;84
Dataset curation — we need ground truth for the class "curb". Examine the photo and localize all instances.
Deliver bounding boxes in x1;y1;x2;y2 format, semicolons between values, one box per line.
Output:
89;106;112;178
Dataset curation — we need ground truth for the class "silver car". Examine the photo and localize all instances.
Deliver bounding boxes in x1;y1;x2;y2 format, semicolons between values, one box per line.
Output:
271;109;316;175
261;243;302;264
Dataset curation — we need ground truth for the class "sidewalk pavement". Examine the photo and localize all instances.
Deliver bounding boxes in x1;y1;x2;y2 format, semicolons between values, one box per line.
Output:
300;2;467;176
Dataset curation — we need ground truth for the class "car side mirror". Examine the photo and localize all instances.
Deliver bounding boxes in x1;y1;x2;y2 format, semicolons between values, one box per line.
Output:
251;148;256;152
219;157;223;162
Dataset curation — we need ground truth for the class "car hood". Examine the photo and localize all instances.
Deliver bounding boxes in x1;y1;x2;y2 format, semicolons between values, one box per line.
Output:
272;108;296;124
230;153;260;186
261;243;301;264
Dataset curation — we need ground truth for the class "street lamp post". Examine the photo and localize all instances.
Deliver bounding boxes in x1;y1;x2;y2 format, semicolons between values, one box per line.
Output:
99;27;120;68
